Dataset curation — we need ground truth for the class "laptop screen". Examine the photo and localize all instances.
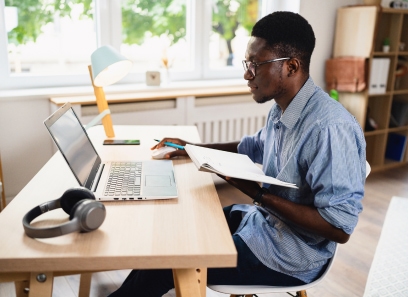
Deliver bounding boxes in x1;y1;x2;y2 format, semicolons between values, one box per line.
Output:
45;105;99;186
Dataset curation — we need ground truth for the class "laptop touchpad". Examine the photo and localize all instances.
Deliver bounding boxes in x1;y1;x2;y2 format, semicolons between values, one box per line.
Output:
145;175;171;187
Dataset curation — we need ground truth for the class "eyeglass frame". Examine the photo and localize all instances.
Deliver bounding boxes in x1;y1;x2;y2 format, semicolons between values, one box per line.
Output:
242;57;290;77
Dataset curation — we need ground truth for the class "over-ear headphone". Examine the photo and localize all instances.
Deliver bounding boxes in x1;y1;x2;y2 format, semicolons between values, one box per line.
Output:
22;187;106;238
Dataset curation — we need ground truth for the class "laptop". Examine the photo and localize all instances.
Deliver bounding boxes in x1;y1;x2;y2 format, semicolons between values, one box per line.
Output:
44;102;178;201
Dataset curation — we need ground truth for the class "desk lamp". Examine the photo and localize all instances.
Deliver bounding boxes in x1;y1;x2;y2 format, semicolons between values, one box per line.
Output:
88;45;133;138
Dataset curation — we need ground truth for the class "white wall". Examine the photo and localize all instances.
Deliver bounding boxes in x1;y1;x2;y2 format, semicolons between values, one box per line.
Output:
0;0;363;201
0;97;55;201
300;0;363;88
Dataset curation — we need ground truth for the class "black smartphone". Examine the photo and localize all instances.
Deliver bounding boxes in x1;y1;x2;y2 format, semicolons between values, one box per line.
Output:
103;139;140;145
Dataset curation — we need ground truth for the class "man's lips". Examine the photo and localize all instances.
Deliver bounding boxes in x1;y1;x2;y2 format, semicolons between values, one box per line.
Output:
247;83;258;91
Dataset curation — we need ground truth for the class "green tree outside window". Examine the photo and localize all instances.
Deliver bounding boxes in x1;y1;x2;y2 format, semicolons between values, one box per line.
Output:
6;0;93;46
212;0;258;65
5;0;258;71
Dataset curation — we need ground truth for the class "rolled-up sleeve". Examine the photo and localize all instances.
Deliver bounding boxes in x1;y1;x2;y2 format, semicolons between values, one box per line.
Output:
305;122;366;234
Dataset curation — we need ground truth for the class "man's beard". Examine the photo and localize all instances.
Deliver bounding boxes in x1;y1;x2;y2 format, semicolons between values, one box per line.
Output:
256;95;274;104
256;73;284;104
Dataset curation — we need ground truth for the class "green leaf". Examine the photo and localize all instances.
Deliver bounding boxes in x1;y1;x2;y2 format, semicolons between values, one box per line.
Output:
6;0;93;46
121;0;186;45
211;0;257;54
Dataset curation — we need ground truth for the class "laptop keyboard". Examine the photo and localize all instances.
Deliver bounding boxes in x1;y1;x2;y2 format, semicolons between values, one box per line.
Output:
104;162;142;198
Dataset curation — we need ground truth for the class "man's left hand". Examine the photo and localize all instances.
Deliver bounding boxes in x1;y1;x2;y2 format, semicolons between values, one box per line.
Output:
217;175;260;200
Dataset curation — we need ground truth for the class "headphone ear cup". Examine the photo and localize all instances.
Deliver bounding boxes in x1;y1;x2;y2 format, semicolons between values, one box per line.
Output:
69;199;87;220
69;199;106;232
60;187;95;214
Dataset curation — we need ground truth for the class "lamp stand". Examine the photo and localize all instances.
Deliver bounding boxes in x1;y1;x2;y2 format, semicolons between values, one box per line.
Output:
88;65;115;138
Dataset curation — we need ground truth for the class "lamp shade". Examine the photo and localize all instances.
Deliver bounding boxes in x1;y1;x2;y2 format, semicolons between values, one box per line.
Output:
91;45;133;87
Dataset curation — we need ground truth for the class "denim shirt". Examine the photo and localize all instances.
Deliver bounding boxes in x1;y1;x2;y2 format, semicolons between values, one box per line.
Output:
234;77;366;283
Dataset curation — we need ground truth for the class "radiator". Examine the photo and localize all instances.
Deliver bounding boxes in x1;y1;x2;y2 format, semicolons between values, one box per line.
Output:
195;115;267;143
188;95;273;143
76;94;273;143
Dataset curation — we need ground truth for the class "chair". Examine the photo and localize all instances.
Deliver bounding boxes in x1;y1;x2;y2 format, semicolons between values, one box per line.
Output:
208;244;337;297
208;161;371;297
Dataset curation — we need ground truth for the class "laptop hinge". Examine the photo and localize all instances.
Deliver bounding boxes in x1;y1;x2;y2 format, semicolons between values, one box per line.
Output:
91;164;104;192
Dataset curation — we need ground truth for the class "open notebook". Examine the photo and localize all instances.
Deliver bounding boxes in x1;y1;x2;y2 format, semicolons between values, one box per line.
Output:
184;144;297;189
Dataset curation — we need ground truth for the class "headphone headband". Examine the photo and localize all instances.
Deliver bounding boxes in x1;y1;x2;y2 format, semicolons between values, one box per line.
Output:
23;199;61;224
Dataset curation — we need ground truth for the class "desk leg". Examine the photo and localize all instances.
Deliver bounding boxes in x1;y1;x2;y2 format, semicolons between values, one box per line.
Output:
78;273;93;297
15;280;29;297
28;272;53;297
198;267;207;297
172;268;207;297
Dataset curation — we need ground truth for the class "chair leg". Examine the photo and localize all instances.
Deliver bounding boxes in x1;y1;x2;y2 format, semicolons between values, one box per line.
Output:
296;290;307;297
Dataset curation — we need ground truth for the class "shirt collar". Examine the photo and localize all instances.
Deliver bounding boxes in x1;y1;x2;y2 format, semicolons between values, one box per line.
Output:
279;77;315;129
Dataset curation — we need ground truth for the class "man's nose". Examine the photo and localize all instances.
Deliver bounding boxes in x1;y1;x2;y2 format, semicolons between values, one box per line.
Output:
243;69;254;80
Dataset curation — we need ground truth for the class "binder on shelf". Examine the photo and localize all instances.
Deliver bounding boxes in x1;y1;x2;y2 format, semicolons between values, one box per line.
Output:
385;133;407;161
369;58;390;94
390;100;408;127
378;58;390;93
369;58;380;94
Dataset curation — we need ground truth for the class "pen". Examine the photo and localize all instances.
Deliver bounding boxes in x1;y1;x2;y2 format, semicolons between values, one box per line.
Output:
154;139;185;150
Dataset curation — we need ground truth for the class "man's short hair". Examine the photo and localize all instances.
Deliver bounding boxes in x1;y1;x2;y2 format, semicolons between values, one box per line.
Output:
251;11;315;73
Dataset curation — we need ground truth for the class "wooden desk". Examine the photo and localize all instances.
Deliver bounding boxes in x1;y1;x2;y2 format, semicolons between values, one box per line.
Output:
0;125;237;297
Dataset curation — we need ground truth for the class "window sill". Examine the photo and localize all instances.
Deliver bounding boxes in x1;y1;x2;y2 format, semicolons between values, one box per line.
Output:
0;78;249;102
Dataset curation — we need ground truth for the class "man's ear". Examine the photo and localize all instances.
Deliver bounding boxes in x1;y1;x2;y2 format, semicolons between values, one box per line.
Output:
287;58;301;77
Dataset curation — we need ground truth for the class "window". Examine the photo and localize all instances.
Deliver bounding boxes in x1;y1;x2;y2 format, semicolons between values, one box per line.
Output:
0;0;96;89
5;0;95;75
0;0;271;91
209;0;258;69
120;0;190;76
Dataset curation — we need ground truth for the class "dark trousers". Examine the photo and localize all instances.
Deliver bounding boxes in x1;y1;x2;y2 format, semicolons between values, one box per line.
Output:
108;205;305;297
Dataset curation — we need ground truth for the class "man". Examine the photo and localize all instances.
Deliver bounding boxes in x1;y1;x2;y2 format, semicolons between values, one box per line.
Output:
109;11;366;297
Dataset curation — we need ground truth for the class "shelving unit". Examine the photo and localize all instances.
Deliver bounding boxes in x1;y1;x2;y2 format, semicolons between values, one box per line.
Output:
333;5;408;172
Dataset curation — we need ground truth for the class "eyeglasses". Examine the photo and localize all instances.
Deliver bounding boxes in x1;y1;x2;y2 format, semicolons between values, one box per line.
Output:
242;57;290;77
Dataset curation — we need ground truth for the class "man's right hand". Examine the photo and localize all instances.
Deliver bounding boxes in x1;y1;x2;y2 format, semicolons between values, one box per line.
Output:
151;138;190;159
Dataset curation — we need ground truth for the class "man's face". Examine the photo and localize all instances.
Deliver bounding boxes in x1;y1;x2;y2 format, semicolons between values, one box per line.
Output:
244;37;287;104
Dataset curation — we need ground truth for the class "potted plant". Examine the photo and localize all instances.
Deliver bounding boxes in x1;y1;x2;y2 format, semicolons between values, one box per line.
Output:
383;37;390;53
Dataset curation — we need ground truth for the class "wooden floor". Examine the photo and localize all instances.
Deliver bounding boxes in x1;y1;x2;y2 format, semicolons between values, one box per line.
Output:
1;165;407;297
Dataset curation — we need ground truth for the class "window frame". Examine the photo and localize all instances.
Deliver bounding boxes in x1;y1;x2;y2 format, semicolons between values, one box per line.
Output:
0;0;97;90
0;0;298;91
